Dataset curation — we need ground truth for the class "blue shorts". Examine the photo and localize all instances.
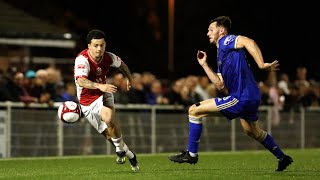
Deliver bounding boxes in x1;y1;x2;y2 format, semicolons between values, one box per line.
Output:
214;96;260;121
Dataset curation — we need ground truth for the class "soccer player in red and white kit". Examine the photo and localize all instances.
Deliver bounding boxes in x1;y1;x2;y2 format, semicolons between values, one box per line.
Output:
74;29;139;172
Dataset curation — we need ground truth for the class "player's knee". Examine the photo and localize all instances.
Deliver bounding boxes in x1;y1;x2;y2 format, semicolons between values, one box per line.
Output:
102;111;113;123
101;107;113;122
188;105;196;116
188;102;201;116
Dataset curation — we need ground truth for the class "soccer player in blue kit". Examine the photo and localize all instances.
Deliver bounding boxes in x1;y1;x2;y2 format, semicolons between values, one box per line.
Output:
168;16;293;171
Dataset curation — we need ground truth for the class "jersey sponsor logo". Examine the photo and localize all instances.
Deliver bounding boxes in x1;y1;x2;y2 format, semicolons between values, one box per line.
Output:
96;67;102;76
95;77;103;83
77;64;85;69
217;96;231;102
223;35;236;45
223;96;230;100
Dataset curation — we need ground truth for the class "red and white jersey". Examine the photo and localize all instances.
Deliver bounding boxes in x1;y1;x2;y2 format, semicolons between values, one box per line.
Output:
74;49;122;105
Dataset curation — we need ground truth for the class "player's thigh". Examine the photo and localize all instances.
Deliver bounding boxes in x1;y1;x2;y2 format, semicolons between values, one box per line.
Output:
189;98;219;117
100;106;113;123
101;93;116;122
81;98;107;134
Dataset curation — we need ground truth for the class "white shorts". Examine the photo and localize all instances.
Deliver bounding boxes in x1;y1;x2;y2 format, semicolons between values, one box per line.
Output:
80;93;115;133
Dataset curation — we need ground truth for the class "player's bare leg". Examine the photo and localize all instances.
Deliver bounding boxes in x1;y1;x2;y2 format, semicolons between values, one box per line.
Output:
240;119;293;171
101;107;139;171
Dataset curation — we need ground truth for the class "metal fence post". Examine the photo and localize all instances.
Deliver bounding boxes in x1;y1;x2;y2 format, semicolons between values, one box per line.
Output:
151;106;156;154
300;106;305;149
6;101;12;158
231;119;236;151
57;115;63;156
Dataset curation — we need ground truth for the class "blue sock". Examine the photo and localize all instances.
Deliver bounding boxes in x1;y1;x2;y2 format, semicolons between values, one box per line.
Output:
187;117;203;154
261;134;285;160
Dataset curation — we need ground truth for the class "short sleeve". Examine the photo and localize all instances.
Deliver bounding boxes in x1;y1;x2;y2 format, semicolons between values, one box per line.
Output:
74;55;90;79
107;52;122;68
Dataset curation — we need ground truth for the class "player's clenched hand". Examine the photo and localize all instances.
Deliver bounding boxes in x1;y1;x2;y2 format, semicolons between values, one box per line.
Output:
98;84;117;93
197;50;208;66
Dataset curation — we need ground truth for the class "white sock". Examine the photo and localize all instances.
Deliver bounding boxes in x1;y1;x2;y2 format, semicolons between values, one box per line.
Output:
123;143;134;159
111;136;124;152
189;152;197;157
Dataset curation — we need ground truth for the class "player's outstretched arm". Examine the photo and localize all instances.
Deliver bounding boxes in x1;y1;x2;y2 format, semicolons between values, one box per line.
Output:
236;35;280;71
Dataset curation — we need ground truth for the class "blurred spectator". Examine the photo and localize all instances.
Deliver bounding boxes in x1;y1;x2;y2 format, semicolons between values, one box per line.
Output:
46;66;62;101
278;73;291;96
112;72;130;104
180;85;194;107
184;75;202;105
308;80;320;107
206;84;218;98
141;71;156;95
259;71;283;126
55;82;66;102
128;73;146;104
293;66;317;107
112;72;124;88
195;75;210;100
21;70;39;103
145;80;168;105
277;72;296;111
165;78;184;105
55;81;78;103
27;69;54;106
25;70;36;79
14;71;39;103
0;69;22;102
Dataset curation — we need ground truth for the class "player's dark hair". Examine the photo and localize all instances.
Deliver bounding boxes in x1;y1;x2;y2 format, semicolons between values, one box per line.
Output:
86;29;106;44
210;16;231;32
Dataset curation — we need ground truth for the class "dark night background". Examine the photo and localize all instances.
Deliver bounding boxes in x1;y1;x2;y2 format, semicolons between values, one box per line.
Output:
4;0;319;82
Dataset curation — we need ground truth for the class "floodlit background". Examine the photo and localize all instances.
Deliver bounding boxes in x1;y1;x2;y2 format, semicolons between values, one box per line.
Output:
1;0;319;80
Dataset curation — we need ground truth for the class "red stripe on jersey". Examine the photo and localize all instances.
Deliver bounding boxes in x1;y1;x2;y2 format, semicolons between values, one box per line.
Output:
75;75;87;79
77;64;85;69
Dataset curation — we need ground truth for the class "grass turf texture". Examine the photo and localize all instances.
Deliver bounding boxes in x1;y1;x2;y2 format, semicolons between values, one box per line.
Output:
0;148;319;180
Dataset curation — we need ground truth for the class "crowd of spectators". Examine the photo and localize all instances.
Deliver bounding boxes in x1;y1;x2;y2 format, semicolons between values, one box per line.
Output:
1;65;319;115
258;67;320;125
0;65;77;106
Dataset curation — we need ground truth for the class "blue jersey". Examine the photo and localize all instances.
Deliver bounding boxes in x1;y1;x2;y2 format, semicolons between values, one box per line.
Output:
217;34;261;101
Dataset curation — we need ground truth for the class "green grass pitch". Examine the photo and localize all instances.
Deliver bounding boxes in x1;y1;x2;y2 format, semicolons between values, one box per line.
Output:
0;148;319;180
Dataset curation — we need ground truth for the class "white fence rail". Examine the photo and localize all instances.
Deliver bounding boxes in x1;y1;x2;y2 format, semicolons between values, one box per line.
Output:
0;102;319;158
